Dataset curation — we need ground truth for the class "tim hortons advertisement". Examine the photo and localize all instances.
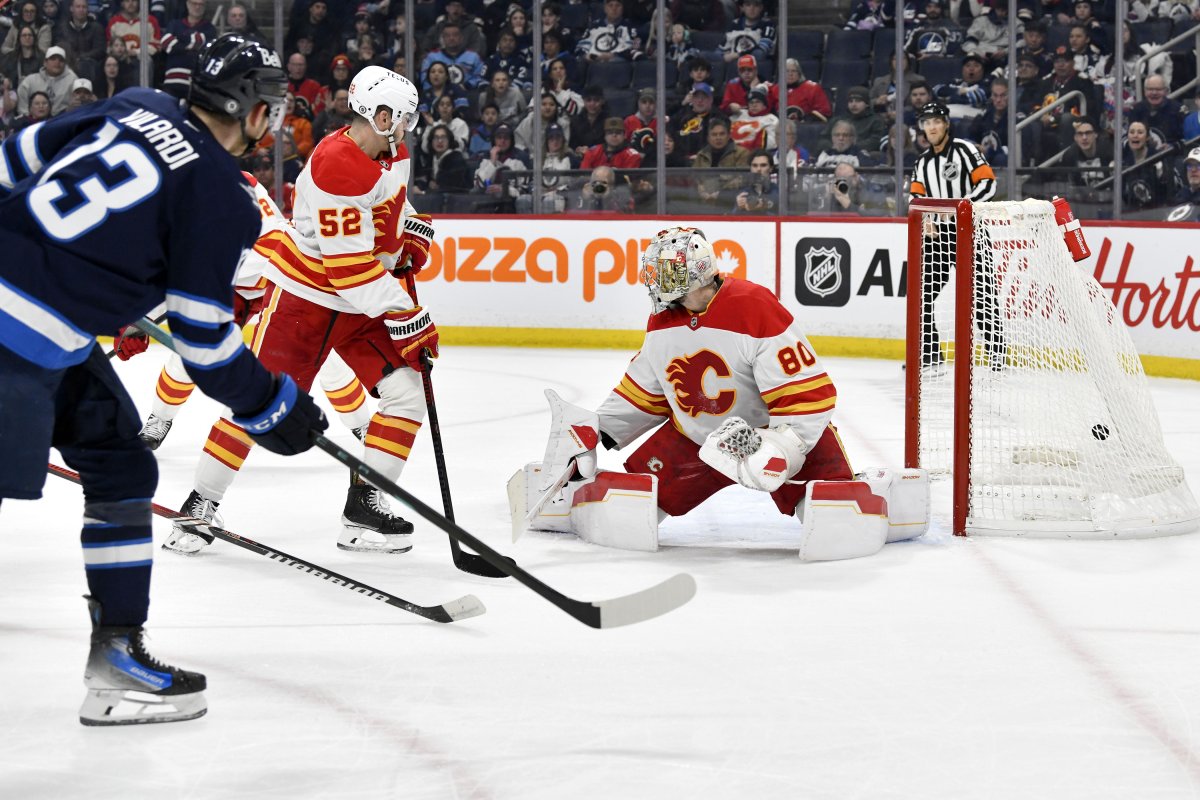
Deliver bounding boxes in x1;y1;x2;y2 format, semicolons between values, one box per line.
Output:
414;219;776;330
780;220;1200;366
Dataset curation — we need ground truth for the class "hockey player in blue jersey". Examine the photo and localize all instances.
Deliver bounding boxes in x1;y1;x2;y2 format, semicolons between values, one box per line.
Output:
0;34;329;726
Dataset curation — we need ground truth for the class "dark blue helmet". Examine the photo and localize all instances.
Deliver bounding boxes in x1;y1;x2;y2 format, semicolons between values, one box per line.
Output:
189;34;288;132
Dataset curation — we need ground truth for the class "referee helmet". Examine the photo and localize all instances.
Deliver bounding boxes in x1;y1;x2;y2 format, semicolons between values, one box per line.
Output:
917;101;950;124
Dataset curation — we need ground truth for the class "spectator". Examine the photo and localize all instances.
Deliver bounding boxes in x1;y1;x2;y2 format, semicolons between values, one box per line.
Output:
783;118;813;170
1034;48;1099;160
17;44;74;115
544;57;582;117
881;122;919;169
342;5;382;62
1067;0;1108;53
821;162;888;215
0;25;43;86
420;22;486;92
1184;89;1200;142
968;78;1011;165
722;0;775;63
576;0;641;62
286;52;324;114
516;91;570;152
284;0;337;67
476;69;525;127
487;27;532;95
2;1;50;56
1102;25;1171;98
9;87;49;129
655;21;698;68
624;86;658;140
56;0;105;85
674;54;716;111
732;148;777;215
255;92;314;166
820;85;887;155
844;0;891;30
160;0;216;99
962;0;1018;66
1129;74;1185;146
730;85;777;149
1013;52;1043;118
694;117;750;205
246;152;293;217
422;92;471;151
469;101;500;156
1065;23;1104;81
105;0;160;57
1060;118;1113;186
475;123;532;201
671;80;716;160
581;116;643;169
224;2;265;45
569;84;609;155
40;0;61;30
322;53;353;105
902;80;932;126
1017;18;1052;77
541;2;575;52
0;73;16;130
772;58;830;122
414;122;472;195
351;32;381;71
532;122;579;211
95;53;128;97
905;0;966;61
420;61;470;121
421;0;487;56
1169;146;1200;209
578;164;634;212
869;51;919;123
932;52;989;120
312;86;354;140
815;119;877;168
505;4;534;55
64;73;92;108
540;30;579;86
720;52;763;115
1122;119;1173;210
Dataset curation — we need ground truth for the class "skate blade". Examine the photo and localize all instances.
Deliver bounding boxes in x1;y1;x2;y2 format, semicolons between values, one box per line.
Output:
337;527;413;554
79;689;207;726
336;540;413;554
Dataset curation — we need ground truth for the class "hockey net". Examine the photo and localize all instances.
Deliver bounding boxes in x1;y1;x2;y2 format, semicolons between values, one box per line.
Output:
905;198;1199;538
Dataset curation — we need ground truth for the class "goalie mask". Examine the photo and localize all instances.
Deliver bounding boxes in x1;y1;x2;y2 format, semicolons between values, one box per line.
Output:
640;227;717;313
349;65;420;158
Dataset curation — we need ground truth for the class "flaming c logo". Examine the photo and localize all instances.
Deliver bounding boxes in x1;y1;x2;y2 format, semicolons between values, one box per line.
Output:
665;350;735;418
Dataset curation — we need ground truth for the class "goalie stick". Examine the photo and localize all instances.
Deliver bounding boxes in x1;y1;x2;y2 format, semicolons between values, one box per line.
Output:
403;273;509;579
47;464;485;624
129;318;699;628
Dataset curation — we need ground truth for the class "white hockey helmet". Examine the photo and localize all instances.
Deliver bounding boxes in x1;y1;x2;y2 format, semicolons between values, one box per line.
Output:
348;65;420;156
640;227;717;313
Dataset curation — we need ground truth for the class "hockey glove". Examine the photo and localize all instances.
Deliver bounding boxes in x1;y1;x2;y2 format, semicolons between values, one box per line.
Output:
113;326;150;360
397;213;434;274
231;373;328;455
698;417;808;492
385;306;439;371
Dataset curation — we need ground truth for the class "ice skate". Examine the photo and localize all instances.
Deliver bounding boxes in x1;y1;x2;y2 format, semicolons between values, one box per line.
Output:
79;596;207;726
339;482;413;553
350;424;368;441
138;414;173;450
163;490;221;555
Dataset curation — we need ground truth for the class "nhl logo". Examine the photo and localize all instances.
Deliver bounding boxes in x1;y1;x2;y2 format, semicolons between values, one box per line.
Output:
689;316;699;329
803;246;843;298
942;160;960;180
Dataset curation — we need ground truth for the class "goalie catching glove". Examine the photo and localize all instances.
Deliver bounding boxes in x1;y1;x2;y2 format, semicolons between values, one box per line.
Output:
385;306;439;371
397;213;434;274
699;417;808;492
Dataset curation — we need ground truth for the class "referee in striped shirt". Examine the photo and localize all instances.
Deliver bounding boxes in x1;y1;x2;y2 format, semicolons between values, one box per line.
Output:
909;102;1004;368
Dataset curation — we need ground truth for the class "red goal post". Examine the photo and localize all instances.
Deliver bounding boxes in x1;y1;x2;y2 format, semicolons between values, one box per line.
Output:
904;198;1199;539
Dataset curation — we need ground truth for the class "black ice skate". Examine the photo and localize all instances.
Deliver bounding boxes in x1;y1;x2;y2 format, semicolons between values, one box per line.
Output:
79;596;207;726
138;414;173;450
163;490;220;555
339;481;413;553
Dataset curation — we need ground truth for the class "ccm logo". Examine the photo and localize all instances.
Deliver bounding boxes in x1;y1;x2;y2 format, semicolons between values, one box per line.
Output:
245;400;289;432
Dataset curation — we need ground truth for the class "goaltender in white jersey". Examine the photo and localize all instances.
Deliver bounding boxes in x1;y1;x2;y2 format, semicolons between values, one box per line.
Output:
510;227;931;561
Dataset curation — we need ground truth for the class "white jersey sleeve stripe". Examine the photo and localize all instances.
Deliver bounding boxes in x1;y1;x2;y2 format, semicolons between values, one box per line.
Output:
173;326;245;370
166;289;234;329
17;121;45;175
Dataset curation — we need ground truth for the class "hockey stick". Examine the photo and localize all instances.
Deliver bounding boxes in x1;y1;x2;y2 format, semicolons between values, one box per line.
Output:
403;272;509;579
128;319;698;628
47;463;485;624
108;312;168;359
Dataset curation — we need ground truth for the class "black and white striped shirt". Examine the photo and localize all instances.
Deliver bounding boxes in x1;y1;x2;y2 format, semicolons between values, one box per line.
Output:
908;137;996;202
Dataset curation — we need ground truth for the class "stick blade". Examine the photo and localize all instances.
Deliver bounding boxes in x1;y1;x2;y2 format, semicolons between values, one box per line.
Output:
591;573;697;629
439;594;487;622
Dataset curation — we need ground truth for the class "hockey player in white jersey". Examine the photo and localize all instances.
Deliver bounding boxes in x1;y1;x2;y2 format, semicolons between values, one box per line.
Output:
132;171;374;450
510;227;929;561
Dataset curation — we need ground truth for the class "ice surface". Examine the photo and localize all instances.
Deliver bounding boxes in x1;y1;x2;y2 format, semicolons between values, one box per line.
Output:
2;348;1198;799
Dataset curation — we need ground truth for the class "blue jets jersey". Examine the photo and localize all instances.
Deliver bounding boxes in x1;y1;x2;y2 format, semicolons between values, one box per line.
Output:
0;88;274;416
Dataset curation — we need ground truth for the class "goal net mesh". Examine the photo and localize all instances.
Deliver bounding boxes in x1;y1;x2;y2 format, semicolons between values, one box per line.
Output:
913;199;1198;537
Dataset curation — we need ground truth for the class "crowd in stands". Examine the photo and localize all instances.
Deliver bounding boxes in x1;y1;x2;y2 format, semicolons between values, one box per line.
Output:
5;0;1200;218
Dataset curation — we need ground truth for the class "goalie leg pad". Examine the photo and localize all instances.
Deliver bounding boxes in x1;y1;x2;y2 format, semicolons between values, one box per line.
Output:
507;462;577;535
859;467;931;543
570;471;659;552
797;481;889;562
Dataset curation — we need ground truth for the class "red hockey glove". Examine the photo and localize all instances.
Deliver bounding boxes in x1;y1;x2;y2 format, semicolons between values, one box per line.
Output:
397;213;434;274
385;306;439;371
113;326;150;360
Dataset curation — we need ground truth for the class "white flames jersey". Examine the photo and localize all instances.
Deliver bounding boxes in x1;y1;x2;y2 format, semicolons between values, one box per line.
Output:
597;278;837;451
256;128;417;316
235;171;288;300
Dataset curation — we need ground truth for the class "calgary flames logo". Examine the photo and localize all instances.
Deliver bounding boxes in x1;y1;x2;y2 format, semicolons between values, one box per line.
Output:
665;350;735;418
371;188;407;256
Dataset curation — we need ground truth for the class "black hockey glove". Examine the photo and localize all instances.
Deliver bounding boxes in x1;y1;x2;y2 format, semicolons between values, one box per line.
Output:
231;373;328;455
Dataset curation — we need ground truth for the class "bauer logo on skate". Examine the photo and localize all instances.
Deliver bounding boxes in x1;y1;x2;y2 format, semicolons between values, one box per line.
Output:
666;350;736;417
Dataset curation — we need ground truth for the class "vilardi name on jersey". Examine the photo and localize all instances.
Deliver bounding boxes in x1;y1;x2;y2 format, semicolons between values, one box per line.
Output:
0;88;272;413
